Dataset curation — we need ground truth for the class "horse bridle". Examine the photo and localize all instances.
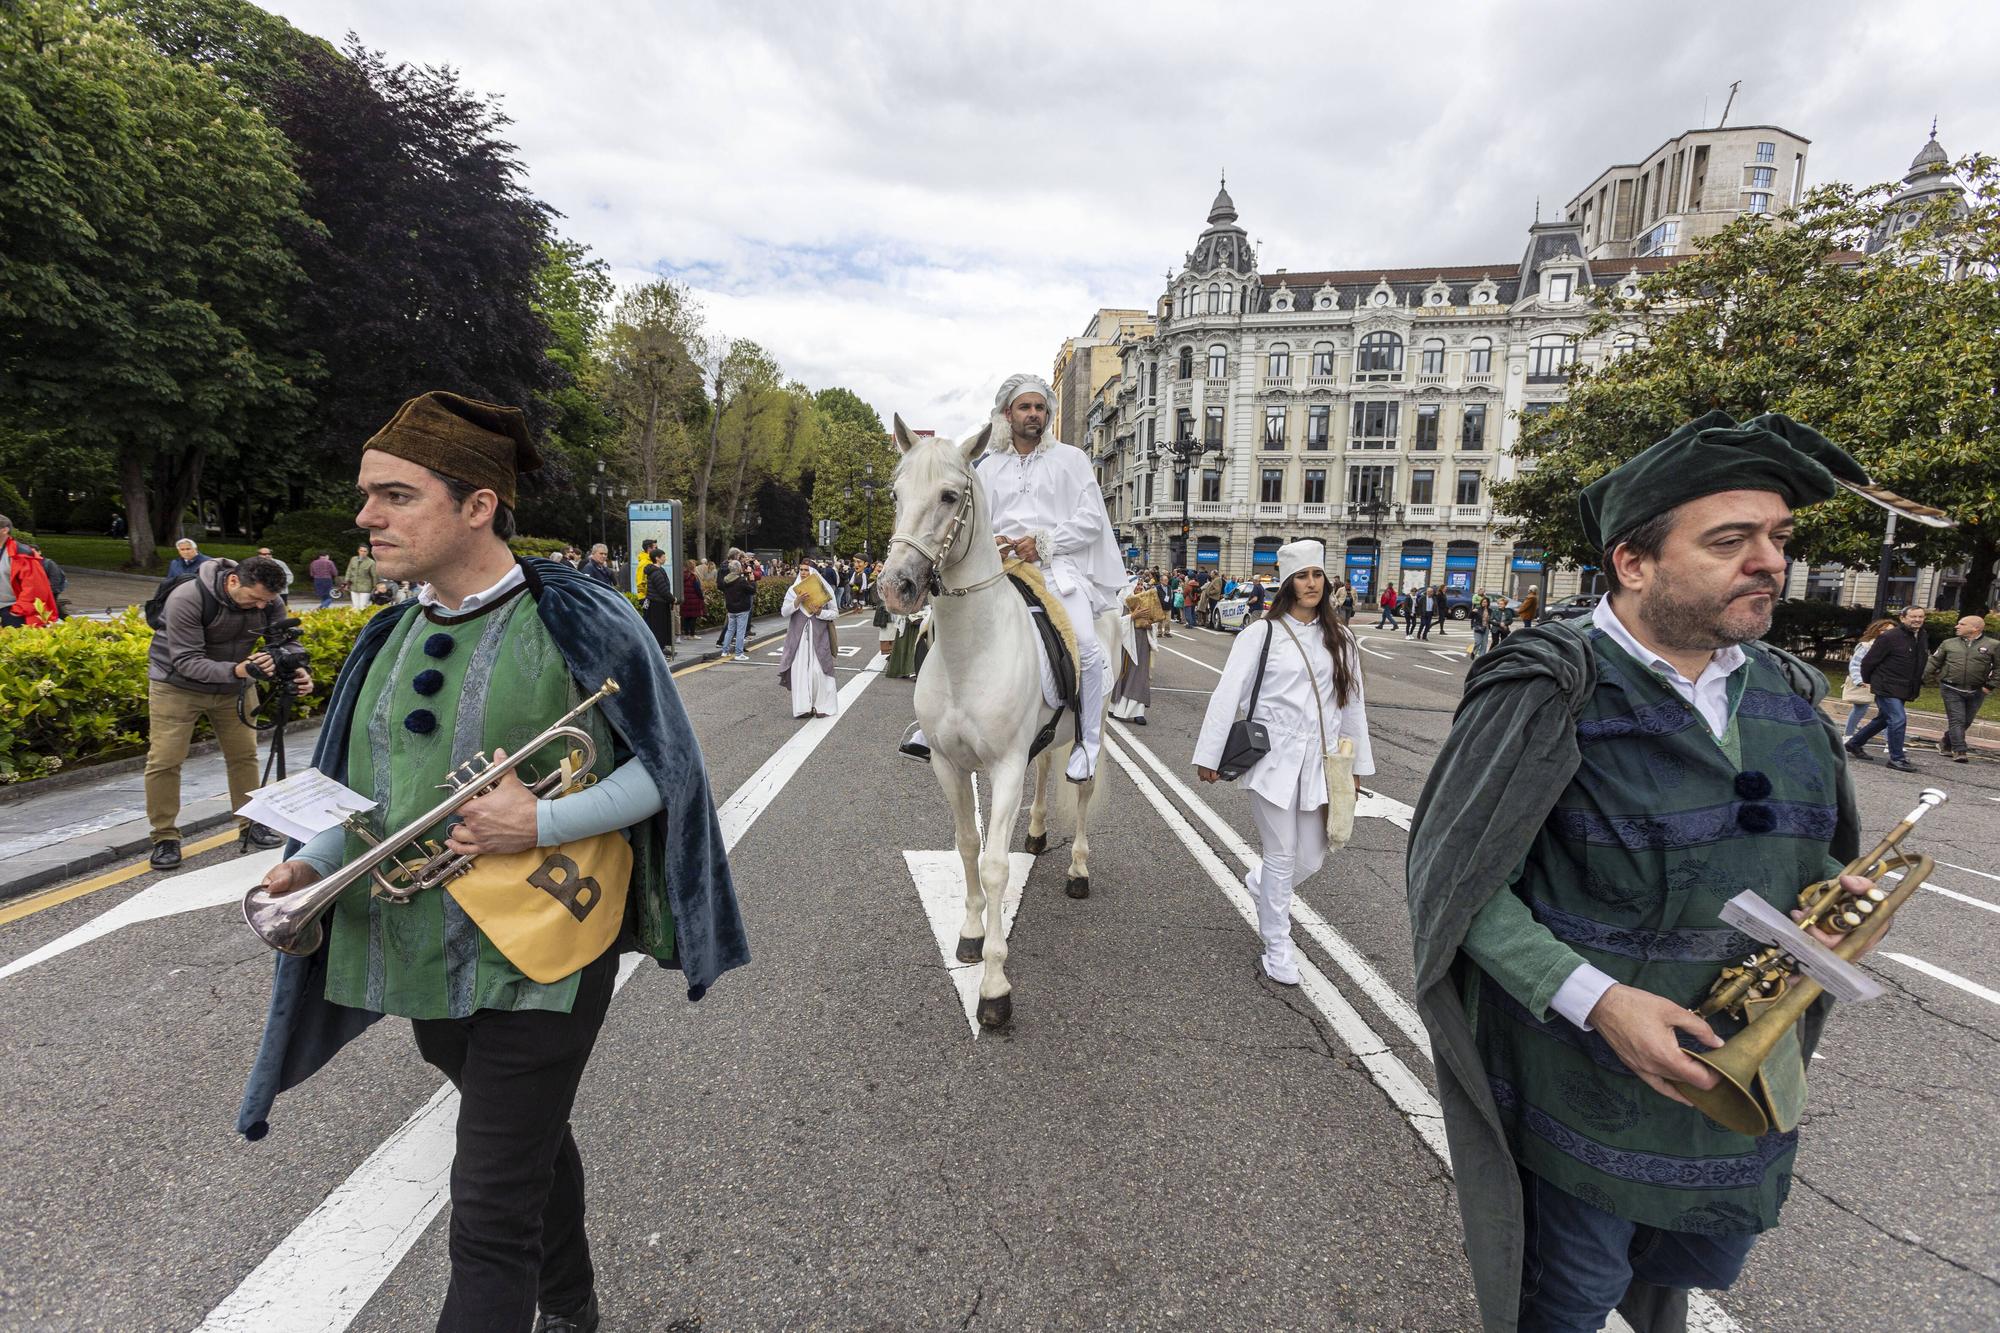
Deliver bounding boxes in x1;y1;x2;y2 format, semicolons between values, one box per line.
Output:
887;462;1009;598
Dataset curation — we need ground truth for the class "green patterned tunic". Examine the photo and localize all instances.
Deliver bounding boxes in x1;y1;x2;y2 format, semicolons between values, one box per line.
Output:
1468;628;1847;1234
322;587;614;1019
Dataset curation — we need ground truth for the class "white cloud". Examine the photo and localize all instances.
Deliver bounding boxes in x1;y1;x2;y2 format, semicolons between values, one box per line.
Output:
267;0;2000;430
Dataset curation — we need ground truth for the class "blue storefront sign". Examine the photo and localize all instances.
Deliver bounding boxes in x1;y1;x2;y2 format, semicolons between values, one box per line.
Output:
1196;539;1220;565
1400;549;1433;589
1445;549;1478;596
1511;553;1545;572
1345;548;1377;599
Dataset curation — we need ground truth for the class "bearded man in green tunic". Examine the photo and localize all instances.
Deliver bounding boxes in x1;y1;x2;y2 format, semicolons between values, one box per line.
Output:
239;392;745;1333
1408;413;1887;1333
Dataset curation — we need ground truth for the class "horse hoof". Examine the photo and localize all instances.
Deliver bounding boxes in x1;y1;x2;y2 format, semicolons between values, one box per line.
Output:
976;993;1013;1029
1065;876;1090;899
955;935;984;964
1025;833;1048;855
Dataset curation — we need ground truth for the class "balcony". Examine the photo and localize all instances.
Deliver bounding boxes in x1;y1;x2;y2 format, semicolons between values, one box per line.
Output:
1404;504;1439;522
1255;503;1290;520
1463;372;1494;386
1307;374;1338;391
1189;501;1233;519
1453;504;1490;523
1298;503;1331;521
1260;377;1294;392
1204;375;1231;390
1417;372;1447;386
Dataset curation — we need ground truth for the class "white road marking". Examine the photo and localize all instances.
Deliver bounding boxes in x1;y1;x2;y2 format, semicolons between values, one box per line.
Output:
1413;664;1454;676
1883;868;2000;916
1937;859;2000;884
0;850;280;982
1153;640;1224;676
905;850;1034;1036
1104;737;1452;1162
1879;952;2000;1008
197;660;887;1333
1109;722;1428;1055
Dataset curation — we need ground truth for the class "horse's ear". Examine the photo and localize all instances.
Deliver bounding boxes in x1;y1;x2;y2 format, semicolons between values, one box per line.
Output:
960;418;992;464
892;414;920;455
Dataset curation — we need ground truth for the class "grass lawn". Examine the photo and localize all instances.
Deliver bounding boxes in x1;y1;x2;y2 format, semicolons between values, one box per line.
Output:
22;532;261;573
1813;663;2000;722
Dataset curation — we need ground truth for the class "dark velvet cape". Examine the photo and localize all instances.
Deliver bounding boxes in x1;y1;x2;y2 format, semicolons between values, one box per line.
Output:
236;557;747;1139
1405;619;1857;1332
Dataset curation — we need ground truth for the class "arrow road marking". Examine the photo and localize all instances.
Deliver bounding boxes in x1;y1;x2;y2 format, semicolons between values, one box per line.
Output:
905;850;1035;1036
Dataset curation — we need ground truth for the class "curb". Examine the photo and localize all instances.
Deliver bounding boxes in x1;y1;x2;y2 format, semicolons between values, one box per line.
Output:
0;805;241;905
0;716;324;807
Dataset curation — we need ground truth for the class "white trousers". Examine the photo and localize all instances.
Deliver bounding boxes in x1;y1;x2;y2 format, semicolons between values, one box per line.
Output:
1050;584;1107;781
349;590;369;611
1246;790;1328;983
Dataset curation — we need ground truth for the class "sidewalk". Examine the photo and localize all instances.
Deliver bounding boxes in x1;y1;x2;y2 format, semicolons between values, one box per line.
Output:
1816;696;1998;754
0;721;324;902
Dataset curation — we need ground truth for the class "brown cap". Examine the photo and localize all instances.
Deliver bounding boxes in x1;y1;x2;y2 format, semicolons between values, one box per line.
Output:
363;391;541;507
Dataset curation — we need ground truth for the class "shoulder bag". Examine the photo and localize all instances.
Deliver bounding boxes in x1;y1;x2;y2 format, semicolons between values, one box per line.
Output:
1216;621;1275;780
1277;617;1358;848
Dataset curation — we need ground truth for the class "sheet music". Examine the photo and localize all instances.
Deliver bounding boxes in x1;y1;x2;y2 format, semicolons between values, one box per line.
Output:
236;768;376;846
1717;890;1885;1004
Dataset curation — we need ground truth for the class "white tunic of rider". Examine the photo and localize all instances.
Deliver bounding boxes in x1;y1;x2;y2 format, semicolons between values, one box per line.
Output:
976;428;1125;781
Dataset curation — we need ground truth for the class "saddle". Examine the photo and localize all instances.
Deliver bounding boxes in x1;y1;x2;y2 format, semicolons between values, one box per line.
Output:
1000;558;1081;762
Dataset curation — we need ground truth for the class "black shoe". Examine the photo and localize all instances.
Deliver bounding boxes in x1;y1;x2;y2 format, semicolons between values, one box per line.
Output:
1953;753;1970;763
899;739;932;761
534;1294;600;1333
1843;741;1873;762
1129;716;1148;726
241;824;286;850
150;840;182;871
1886;757;1918;772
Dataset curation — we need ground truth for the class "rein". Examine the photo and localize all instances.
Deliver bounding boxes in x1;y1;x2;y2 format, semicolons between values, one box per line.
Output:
887;462;1009;598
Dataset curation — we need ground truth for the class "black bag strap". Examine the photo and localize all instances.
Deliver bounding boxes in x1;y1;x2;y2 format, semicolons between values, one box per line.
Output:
1243;618;1275;719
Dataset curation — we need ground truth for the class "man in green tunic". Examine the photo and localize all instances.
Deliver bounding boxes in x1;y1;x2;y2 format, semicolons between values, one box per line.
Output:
1408;413;1885;1332
242;392;745;1333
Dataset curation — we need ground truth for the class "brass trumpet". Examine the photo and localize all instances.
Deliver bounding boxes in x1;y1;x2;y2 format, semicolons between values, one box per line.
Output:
1672;787;1948;1135
242;679;621;956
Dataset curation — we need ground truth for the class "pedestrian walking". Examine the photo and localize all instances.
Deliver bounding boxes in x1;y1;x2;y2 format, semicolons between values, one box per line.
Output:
0;515;59;628
343;544;377;611
779;563;840;718
1925;613;1997;762
1111;577;1156;724
1416;585;1436;640
165;538;208;580
1490;593;1514;646
718;558;755;659
1842;618;1893;738
1402;586;1418;636
1847;603;1929;771
308;551;338;610
1376;583;1398;628
1407;411;1875;1332
1430;585;1449;636
240;391;743;1333
1336;582;1356;625
1196;540;1373;986
680;561;706;636
1516;584;1540;629
583;543;618;589
1469;595;1492;657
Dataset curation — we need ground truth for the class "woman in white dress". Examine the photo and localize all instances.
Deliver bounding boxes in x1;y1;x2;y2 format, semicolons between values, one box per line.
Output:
1194;541;1373;985
1109;576;1155;724
778;564;841;718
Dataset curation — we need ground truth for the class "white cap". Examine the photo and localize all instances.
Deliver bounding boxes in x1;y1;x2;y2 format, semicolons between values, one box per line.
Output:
1276;540;1326;588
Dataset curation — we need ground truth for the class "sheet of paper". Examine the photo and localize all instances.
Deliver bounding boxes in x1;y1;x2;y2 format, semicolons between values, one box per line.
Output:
236;768;376;846
1718;890;1884;1004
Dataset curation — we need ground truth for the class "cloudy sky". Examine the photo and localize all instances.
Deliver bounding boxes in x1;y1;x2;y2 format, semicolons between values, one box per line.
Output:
266;0;1998;431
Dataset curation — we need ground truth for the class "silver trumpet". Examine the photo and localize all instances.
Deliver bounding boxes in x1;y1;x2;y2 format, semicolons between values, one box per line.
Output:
242;679;621;956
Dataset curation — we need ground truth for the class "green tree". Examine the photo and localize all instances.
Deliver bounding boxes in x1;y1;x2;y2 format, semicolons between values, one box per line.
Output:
598;279;706;505
518;238;619;539
810;419;897;558
812;385;885;438
0;0;316;566
1494;157;2000;608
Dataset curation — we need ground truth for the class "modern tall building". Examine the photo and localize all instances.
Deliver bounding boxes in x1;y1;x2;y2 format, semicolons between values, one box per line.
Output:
1051;308;1153;446
1563;124;1810;261
1090;180;1664;603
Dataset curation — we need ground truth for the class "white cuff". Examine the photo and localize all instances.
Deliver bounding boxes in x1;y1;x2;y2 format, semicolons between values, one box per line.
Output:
1550;964;1618;1031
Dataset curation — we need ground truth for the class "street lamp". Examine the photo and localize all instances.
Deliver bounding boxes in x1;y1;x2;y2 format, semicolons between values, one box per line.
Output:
1348;494;1403;598
861;462;877;560
1169;428;1221;571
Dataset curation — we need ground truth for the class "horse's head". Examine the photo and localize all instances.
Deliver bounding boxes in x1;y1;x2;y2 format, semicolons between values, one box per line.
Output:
880;413;996;615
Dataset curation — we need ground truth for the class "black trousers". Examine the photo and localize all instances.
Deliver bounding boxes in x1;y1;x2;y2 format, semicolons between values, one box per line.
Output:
412;949;617;1333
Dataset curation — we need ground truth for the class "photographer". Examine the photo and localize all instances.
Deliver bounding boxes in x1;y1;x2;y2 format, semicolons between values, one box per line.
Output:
144;554;312;870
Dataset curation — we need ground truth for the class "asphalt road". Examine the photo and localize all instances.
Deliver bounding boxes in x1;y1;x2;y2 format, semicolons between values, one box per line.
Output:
1;610;1995;1332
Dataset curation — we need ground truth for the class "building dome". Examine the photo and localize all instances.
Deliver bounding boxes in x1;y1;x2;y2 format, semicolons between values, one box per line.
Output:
1866;126;1968;254
1208;181;1238;226
1908;132;1950;176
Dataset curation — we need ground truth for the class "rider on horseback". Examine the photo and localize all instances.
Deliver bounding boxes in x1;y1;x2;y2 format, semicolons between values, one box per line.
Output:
899;373;1126;782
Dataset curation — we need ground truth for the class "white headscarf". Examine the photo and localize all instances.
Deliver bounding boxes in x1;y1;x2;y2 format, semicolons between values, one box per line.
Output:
994;373;1054;412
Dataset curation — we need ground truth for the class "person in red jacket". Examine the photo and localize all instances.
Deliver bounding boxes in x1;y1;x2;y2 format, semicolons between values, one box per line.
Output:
680;561;706;635
0;515;59;628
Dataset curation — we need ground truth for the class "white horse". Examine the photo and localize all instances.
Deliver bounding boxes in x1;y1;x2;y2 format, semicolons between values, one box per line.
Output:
879;414;1117;1030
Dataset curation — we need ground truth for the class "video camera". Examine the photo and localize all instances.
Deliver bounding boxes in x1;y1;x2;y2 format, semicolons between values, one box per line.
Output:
245;617;311;699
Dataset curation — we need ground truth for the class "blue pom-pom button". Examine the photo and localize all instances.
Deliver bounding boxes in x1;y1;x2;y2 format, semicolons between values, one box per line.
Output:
423;633;455;659
1733;770;1772;800
404;709;438;735
1737;803;1776;834
412;668;444;696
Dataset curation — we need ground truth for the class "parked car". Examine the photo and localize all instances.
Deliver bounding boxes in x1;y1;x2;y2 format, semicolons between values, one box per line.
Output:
1543;593;1601;621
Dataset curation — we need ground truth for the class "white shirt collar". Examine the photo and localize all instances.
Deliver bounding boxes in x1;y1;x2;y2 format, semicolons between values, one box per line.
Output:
420;562;525;619
1592;596;1747;738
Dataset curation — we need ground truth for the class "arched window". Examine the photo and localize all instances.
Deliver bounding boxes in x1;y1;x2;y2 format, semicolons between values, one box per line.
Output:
1356;331;1404;378
1208;283;1222;314
1420;338;1445;374
1528;333;1577;381
1611;332;1639;357
1207;344;1228;378
1311;342;1335;376
1467;337;1493;374
1177;346;1194;379
1267;343;1291;380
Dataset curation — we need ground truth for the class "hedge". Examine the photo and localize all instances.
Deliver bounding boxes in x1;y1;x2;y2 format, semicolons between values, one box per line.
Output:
0;605;378;784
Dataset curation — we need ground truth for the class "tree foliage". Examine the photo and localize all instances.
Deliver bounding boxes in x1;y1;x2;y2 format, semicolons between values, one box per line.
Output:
1494;156;2000;608
810;419;897;558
